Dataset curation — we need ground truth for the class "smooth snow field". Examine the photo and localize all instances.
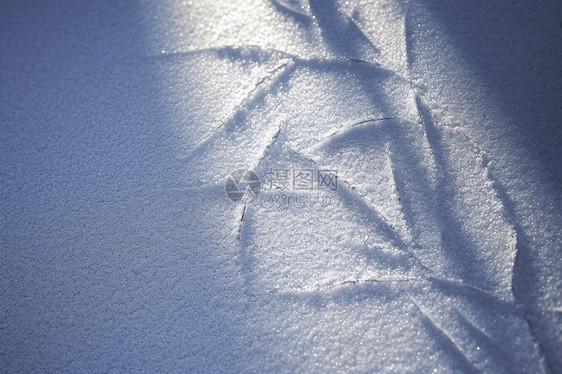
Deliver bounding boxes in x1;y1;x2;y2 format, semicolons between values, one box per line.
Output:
1;0;560;373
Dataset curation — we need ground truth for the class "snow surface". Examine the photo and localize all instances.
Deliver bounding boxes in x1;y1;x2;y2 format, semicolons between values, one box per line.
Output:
1;0;560;372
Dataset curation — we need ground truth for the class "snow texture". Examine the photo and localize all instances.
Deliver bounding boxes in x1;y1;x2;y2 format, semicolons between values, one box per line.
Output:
1;0;560;373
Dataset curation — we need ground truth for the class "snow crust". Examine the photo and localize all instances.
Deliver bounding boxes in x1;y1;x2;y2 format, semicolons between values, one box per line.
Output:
1;0;559;372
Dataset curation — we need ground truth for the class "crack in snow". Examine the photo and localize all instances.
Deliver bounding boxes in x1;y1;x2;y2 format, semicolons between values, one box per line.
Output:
266;0;311;22
152;45;384;69
311;117;395;150
178;60;295;161
410;297;479;373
